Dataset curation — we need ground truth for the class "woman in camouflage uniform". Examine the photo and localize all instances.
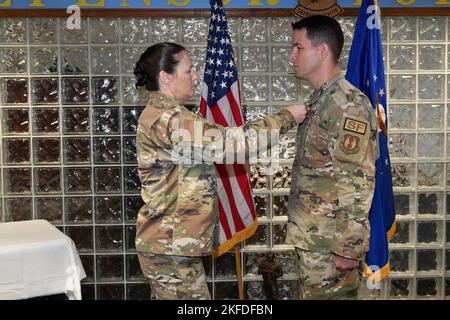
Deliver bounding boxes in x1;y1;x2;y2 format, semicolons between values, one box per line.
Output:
134;42;308;299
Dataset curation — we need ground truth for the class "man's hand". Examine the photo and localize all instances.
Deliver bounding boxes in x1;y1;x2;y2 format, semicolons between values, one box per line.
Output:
335;255;360;271
286;104;309;124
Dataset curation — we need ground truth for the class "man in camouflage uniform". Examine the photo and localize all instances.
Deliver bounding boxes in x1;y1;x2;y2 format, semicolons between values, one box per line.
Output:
286;16;378;299
136;82;307;298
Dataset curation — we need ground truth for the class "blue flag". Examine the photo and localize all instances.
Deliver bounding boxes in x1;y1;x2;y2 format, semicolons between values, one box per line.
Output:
345;0;396;282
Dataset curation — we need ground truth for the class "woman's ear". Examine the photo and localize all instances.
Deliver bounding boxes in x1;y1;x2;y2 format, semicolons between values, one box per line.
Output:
159;70;172;86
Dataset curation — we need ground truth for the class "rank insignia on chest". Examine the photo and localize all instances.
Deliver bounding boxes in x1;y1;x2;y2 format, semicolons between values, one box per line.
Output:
340;134;360;155
344;117;367;135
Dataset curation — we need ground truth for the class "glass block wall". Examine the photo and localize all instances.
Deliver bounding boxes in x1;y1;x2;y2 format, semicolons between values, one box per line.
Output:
0;15;448;300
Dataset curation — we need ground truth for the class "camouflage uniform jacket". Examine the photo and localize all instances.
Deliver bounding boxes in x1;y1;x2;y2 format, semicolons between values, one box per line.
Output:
286;74;378;260
136;91;296;257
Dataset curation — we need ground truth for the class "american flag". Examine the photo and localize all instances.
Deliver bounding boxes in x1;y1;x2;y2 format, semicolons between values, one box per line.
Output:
200;0;257;257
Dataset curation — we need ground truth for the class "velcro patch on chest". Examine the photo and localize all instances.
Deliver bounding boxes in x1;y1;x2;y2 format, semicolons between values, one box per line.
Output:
344;117;367;135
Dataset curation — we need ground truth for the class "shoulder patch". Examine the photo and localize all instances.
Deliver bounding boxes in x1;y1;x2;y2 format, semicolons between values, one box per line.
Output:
339;134;361;155
344;117;367;135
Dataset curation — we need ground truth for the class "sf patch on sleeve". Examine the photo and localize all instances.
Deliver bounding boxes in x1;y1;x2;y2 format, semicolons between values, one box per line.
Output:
334;116;370;163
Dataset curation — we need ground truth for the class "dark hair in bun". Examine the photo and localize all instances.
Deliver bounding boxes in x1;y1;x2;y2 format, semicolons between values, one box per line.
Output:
134;42;186;92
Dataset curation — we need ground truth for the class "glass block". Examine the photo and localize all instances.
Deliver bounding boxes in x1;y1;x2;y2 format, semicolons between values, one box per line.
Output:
417;221;442;245
61;17;88;44
97;255;124;281
417;134;444;158
125;196;144;223
244;252;266;276
419;45;444;71
446;278;450;298
339;44;351;70
121;18;149;44
122;107;143;134
243;76;268;101
390;133;415;158
418;75;444;100
418;17;445;41
215;252;237;279
227;17;239;43
30;47;57;74
388;104;415;130
126;284;150;300
242;18;267;42
250;165;269;189
5;198;32;222
245;106;268;123
245;281;264;300
65;197;93;224
123;137;137;163
246;224;268;246
389;45;416;71
33;108;59;134
96;226;123;252
124;167;140;193
29;18;57;44
337;17;356;43
242;47;268;72
2;78;28;104
125;226;136;252
35;168;61;194
418;104;444;129
391;163;414;188
273;195;289;217
94;137;121;164
394;193;414;216
64;168;92;194
391;221;412;245
122;76;148;105
187;47;206;76
65;226;93;252
35;197;62;224
3;109;29;134
389;17;416;42
215;282;238;300
254;194;268;218
389;75;415;101
272;76;297;101
93;107;120;134
150;18;179;43
389;278;411;298
91;47;119;75
0;19;26;43
3;138;30;164
95;196;123;223
5;168;31;194
300;80;314;99
272;47;292;72
97;284;124;300
92;77;119;104
80;255;94;283
417;250;441;273
271;17;294;42
94;167;122;193
390;250;411;273
121;47;142;74
61;47;88;75
0;47;27;74
278;280;299;300
447;222;450;243
64;138;91;164
182;18;208;43
90;18;118;44
62;77;89;104
273;224;287;245
34;138;60;163
31;78;59;104
417;278;440;298
126;254;144;281
62;108;89;134
418;192;443;216
417;163;444;187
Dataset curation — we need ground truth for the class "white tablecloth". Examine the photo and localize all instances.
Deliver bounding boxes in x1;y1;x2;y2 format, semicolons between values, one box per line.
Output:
0;219;86;300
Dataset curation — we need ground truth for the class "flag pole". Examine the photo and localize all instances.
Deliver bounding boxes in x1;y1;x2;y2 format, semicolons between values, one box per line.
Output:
234;244;244;299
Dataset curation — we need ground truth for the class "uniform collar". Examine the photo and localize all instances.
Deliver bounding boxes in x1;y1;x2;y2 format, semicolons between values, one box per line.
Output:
149;91;181;109
306;73;344;107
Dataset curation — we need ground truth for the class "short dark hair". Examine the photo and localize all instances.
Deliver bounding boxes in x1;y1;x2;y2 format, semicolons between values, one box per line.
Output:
134;42;186;91
292;15;344;63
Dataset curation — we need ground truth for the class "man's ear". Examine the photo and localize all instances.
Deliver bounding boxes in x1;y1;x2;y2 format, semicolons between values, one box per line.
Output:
319;43;329;60
159;70;172;86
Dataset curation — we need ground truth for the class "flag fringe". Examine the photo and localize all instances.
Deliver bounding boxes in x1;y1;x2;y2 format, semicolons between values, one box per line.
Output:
212;220;258;258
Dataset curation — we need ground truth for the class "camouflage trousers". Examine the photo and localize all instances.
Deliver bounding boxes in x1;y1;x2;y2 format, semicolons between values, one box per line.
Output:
137;252;211;300
295;248;362;300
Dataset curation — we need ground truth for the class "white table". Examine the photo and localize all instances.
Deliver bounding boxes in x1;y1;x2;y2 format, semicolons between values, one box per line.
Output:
0;219;86;300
